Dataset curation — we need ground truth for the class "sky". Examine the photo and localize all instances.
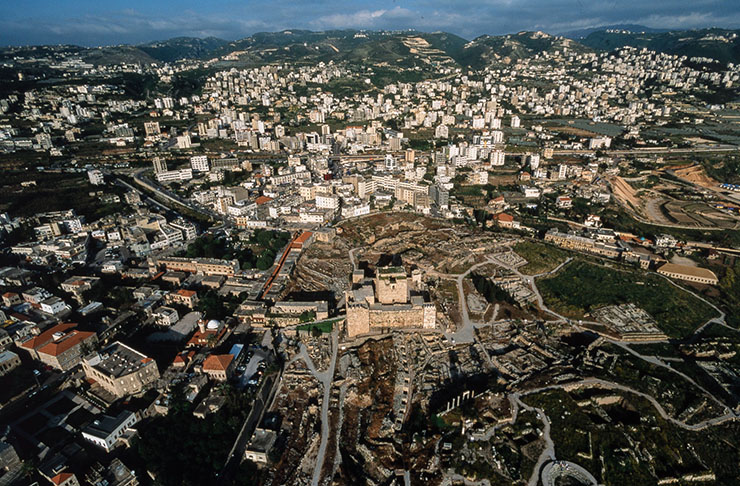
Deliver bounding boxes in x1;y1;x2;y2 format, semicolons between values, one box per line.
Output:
1;0;739;46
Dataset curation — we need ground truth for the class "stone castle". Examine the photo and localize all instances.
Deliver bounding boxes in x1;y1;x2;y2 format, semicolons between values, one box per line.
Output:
345;265;436;338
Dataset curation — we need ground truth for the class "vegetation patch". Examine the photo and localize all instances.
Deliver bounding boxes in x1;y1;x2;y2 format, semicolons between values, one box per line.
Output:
513;241;569;275
538;260;717;338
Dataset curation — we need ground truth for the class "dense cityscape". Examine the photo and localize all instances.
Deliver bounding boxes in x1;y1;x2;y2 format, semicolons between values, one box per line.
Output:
0;19;740;486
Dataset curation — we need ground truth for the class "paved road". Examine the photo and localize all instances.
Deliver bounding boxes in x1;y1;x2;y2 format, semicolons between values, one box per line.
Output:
130;168;220;220
552;146;739;156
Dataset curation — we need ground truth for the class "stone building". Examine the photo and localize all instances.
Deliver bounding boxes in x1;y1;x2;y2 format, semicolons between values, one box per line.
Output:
82;342;160;398
345;265;436;338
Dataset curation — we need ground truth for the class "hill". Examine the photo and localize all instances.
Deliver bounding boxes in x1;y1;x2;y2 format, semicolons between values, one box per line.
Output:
210;30;468;71
560;24;667;39
138;37;229;62
581;28;740;64
458;31;593;68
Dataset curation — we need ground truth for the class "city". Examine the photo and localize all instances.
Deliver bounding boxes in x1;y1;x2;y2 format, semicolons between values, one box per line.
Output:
0;4;740;486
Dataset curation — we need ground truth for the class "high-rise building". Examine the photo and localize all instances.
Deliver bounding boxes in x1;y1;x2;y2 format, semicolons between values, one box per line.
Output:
153;157;168;174
87;169;104;185
190;155;209;172
144;121;161;137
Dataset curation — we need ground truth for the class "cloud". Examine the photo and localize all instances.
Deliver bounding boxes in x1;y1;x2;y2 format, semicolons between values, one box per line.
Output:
0;0;739;46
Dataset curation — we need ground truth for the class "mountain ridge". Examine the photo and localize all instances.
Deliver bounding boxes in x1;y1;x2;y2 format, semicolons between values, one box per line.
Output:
2;27;740;68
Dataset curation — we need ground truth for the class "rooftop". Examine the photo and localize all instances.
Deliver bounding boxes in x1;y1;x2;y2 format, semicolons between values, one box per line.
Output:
37;330;95;357
20;322;77;350
202;354;234;372
88;342;152;378
658;263;718;281
83;410;136;440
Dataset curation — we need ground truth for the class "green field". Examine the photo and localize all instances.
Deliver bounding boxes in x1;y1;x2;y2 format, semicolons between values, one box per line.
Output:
296;319;340;334
513;241;569;275
538;260;717;338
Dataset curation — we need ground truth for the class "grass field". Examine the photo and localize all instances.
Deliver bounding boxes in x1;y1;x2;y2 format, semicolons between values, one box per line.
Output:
538;260;717;338
513;241;569;275
296;318;341;334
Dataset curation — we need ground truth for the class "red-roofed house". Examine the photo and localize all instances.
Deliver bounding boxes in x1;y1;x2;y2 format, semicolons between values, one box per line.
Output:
201;354;235;381
255;196;273;205
167;289;199;309
37;330;97;371
172;350;196;369
489;213;518;229
50;472;80;486
2;292;21;307
186;325;227;349
19;323;97;371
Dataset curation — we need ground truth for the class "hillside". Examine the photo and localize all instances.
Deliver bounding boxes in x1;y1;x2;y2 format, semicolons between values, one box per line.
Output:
211;30;467;70
2;28;739;70
138;37;229;62
581;28;740;64
459;31;593;68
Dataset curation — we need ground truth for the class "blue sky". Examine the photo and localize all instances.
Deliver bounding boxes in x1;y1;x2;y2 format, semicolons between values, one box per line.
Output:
1;0;739;46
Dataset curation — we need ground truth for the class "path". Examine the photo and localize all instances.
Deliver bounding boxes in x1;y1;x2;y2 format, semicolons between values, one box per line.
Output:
311;329;339;486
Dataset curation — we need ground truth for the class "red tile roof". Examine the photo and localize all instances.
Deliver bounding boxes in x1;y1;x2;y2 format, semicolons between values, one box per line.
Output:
20;323;77;350
176;289;197;297
37;330;96;357
202;354;234;372
255;196;273;205
50;472;75;485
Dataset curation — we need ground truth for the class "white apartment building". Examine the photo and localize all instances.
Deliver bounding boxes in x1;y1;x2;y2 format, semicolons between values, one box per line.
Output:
190;155;209;172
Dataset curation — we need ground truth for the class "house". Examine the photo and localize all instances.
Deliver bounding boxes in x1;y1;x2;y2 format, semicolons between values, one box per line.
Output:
193;393;227;418
22;287;51;305
167;289;198;309
81;411;138;452
2;292;21;307
0;350;21;376
556;196;572;209
60;276;100;299
19;323;97;371
49;472;80;486
40;296;69;316
201;354;235;381
153;306;179;326
244;428;277;464
489;213;516;229
172;350;196;369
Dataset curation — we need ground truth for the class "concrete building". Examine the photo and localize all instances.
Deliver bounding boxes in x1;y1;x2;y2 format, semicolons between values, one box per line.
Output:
87;170;105;185
657;263;719;285
190;155;209;172
0;350;21;376
150;256;240;276
82;410;138;453
244;428;277;464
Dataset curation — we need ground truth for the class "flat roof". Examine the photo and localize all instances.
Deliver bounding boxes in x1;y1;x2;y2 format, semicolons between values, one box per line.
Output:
83;410;135;439
91;342;152;378
658;263;718;280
